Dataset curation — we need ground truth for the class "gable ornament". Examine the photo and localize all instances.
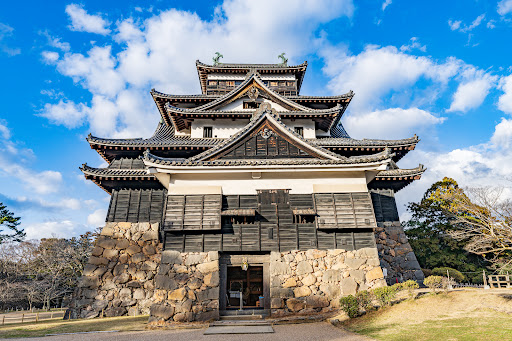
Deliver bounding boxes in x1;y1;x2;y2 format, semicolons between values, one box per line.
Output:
247;86;259;101
260;128;274;139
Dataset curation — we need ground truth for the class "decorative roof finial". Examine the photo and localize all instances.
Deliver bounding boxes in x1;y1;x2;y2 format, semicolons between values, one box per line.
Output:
213;52;223;66
278;53;288;66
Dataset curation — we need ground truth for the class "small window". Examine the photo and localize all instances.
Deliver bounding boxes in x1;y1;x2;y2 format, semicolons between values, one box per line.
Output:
203;127;213;138
243;101;260;109
279;81;286;87
293;214;316;224
208;80;217;86
226;80;235;87
294;127;304;137
286;81;295;87
270;81;278;87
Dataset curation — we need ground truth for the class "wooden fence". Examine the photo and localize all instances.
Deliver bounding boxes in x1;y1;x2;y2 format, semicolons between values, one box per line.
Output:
488;274;512;289
0;310;65;325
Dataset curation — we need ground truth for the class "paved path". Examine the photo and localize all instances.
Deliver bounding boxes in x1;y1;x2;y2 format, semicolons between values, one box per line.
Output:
5;322;371;341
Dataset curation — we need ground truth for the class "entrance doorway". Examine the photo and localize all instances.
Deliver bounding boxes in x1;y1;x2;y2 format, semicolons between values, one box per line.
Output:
226;266;264;309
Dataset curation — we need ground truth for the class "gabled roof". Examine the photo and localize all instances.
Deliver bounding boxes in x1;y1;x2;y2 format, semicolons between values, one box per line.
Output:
196;60;308;94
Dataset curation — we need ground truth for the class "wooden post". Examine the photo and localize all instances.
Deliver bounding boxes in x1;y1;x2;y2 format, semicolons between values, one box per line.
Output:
36;313;39;322
21;314;24;323
483;270;488;288
2;316;4;325
51;311;54;319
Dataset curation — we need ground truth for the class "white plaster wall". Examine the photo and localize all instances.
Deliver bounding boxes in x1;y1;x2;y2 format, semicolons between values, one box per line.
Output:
191;119;250;138
221;98;288;111
281;119;316;139
168;171;369;195
207;73;295;81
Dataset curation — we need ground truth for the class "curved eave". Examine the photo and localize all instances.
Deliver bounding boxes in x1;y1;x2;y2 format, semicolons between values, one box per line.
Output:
369;165;426;192
150;89;217;122
80;164;157;194
196;60;308;94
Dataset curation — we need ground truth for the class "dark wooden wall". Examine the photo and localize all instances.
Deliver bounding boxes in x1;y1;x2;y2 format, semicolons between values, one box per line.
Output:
369;189;400;222
163;192;376;252
106;188;167;223
219;133;311;159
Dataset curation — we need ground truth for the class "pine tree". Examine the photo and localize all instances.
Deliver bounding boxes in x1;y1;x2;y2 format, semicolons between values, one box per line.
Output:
0;202;25;243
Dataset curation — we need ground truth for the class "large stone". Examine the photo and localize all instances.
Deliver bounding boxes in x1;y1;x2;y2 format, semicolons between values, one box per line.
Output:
154;275;178;290
305;295;329;308
306;249;327;259
282;278;297;288
175;299;193;313
103;249;119;258
271;261;290;275
320;283;341;298
187;277;202;290
116;239;130;249
113;264;128;276
133;288;146;300
119;288;132;298
196;287;219;302
196;260;219;274
142;230;158;241
271;288;294;298
131;253;145;263
341;277;357;296
366;267;384;282
161;250;182;264
204;271;219;287
208;251;219;261
97;238;116;249
104;307;127;317
142;245;156;255
80;276;100;288
286;298;306;312
345;258;366;270
302;274;316;286
126;245;141;255
100;225;115;236
349;270;365;284
173;312;193;322
185;254;204;266
296;261;313;275
271;298;284;309
82;264;97;276
89;256;108;266
294;286;312;297
140;261;157;271
114;273;131;284
92;300;108;311
150;304;174;320
127;280;142;288
323;269;341;283
195;310;219;322
168;288;187;301
91;246;104;257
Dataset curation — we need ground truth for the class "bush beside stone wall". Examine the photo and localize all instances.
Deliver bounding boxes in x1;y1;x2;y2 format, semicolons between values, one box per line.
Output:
374;222;424;283
148;251;220;326
69;222;162;319
269;248;386;317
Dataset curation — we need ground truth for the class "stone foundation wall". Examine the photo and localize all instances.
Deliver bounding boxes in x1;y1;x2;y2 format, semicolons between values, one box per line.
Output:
374;222;424;283
269;248;386;317
70;222;162;319
148;251;220;325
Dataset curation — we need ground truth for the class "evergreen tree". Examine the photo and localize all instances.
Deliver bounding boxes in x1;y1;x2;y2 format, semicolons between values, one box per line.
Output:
0;202;25;243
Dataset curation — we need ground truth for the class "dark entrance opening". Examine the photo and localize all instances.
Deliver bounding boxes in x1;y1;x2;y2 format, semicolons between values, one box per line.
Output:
226;265;264;309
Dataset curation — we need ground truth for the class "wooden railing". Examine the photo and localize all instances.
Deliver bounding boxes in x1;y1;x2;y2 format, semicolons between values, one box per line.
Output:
0;310;65;325
488;274;512;288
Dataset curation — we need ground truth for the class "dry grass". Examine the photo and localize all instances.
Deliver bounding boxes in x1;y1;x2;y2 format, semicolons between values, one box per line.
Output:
0;315;148;338
342;290;512;341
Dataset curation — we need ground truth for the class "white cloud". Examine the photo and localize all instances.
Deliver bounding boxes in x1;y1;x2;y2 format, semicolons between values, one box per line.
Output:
40;30;70;51
24;220;82;239
40;100;87;128
447;75;496;113
448;14;486;33
498;74;512;114
491;118;512;149
343;107;445;140
65;4;111;35
487;20;496;29
0;22;20;56
399;37;426;53
498;0;512;16
0;121;11;139
382;0;392;11
87;209;107;226
448;20;462;31
41;51;59;64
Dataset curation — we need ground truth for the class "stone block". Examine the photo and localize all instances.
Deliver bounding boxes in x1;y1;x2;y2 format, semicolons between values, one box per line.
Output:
92;300;108;311
132;288;146;300
131;253;145;263
185;254;204;266
345;258;366;270
320;283;341;298
271;261;290;275
366;267;384;282
103;249;119;259
116;239;130;249
323;269;341;283
306;249;327;259
113;264;128;276
104;307;127;317
286;298;306;312
349;270;365;284
173;312;193;322
89;256;108;266
114;273;131;284
161;250;182;264
196;287;219;302
341;277;357;296
91;247;104;257
187;277;202;290
195;310;219;322
168;287;187;301
97;238;116;249
154;275;178;290
100;225;115;236
271;288;294;298
150;304;174;320
294;286;312;297
305;295;329;308
296;261;313;275
175;273;189;285
126;245;141;255
81;276;100;288
140;261;157;271
175;299;193;313
204;271;219;287
196;260;219;274
142;230;158;241
271;298;284;309
302;274;316;286
208;251;219;261
82;264;97;276
282;278;297;288
126;280;141;288
143;245;156;255
119;288;132;298
118;222;132;229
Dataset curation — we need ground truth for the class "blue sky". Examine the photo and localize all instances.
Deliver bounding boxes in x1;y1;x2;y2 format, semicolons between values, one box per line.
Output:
1;0;512;239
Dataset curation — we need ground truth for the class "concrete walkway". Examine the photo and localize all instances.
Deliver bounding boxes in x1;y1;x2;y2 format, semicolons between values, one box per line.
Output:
5;322;371;341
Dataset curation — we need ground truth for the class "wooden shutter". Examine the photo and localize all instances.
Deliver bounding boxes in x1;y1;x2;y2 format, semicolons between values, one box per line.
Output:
314;192;377;229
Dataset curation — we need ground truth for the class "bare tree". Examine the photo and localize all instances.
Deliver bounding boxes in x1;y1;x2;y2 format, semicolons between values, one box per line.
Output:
442;186;512;270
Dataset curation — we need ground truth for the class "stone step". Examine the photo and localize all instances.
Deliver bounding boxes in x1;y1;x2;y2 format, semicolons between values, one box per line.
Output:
219;314;265;320
220;309;269;317
204;325;274;335
210;320;270;326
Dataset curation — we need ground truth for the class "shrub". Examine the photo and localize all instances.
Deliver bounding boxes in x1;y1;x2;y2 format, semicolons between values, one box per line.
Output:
400;280;419;298
424;275;443;292
372;286;399;306
432;267;465;283
339;295;360;318
421;269;433;277
355;290;373;311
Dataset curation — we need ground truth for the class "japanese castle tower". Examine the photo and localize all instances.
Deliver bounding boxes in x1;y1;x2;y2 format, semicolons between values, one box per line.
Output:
74;57;425;322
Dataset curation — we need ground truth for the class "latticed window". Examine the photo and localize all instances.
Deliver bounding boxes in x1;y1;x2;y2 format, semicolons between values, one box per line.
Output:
203;126;213;138
294;127;304;137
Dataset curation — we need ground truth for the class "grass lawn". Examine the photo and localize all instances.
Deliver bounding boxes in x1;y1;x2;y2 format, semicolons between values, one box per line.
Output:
342;290;512;341
0;315;149;338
